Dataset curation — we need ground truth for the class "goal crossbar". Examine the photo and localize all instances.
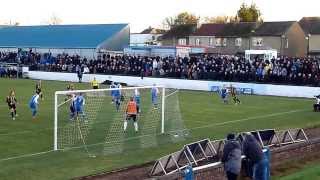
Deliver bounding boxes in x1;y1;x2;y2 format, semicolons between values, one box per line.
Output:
55;85;165;95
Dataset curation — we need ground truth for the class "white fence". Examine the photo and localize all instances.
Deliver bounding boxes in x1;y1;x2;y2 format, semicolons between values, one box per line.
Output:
25;69;320;98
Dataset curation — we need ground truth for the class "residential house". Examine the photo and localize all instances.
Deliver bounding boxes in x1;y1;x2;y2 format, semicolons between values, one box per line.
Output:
189;23;257;54
251;21;306;57
130;27;165;46
160;24;197;46
299;17;320;56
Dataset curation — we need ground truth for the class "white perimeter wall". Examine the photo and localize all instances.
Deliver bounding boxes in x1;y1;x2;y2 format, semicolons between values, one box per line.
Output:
25;70;320;98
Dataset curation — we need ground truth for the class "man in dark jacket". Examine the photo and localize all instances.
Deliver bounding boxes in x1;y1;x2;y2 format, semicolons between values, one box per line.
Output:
242;133;268;180
222;133;242;180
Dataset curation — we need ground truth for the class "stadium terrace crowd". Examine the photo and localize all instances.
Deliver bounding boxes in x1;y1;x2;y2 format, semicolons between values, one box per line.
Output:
1;51;320;87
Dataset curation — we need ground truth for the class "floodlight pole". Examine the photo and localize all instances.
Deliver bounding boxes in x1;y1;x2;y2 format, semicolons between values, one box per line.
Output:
161;87;165;134
54;92;58;151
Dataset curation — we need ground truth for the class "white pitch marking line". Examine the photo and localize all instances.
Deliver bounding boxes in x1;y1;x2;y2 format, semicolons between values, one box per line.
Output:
165;90;179;98
190;109;308;128
0;108;308;162
0;150;54;162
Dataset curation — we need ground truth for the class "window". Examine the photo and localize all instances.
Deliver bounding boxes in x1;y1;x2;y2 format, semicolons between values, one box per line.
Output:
209;38;214;46
253;37;263;46
215;38;222;46
178;38;187;45
195;38;201;46
223;38;227;46
235;38;242;47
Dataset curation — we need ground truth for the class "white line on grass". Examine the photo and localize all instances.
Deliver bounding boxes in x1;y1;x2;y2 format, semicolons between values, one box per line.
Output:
63;108;308;150
0;150;54;162
0;108;307;162
190;109;308;127
165;90;179;98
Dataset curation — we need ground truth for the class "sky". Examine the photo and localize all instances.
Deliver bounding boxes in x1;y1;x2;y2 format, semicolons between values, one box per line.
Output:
0;0;319;32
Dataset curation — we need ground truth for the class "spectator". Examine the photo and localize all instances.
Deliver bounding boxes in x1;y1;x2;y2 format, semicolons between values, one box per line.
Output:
242;133;268;180
1;50;319;87
221;133;242;180
76;65;83;83
314;95;320;112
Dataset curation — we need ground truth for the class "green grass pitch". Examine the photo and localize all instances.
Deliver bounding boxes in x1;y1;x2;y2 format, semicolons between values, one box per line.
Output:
0;78;319;180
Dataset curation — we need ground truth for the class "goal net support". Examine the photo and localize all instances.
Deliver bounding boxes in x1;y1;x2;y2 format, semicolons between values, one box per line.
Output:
53;86;167;152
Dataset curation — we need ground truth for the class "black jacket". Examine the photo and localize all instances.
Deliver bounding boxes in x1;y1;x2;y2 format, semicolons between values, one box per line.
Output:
242;134;263;164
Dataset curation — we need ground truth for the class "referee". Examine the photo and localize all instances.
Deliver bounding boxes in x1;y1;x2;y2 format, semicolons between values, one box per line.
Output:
91;77;99;89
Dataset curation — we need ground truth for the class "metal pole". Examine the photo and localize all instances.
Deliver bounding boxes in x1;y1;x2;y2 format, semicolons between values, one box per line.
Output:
54;92;58;151
161;87;165;134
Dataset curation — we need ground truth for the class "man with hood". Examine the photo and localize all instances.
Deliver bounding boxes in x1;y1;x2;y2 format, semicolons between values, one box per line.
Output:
222;133;242;180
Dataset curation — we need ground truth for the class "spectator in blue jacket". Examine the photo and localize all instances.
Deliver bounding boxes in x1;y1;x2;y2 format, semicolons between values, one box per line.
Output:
222;133;242;180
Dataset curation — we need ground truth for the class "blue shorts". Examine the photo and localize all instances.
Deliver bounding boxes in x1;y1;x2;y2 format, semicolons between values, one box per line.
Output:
152;96;157;104
76;106;83;114
135;96;141;105
29;103;37;110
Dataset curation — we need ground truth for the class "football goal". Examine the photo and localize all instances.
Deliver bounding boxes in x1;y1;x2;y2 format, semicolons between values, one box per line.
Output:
53;85;187;155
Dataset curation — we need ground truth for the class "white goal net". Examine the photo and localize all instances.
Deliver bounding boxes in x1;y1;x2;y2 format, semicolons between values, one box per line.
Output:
53;86;187;156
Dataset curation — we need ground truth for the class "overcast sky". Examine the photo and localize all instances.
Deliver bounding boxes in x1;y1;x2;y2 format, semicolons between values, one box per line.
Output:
0;0;319;32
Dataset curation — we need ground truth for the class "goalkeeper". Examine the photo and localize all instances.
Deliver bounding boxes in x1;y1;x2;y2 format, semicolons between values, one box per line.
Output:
124;97;138;133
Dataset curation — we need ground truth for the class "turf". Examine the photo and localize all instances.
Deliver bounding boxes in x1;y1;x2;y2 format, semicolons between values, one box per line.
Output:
275;162;320;180
0;78;319;180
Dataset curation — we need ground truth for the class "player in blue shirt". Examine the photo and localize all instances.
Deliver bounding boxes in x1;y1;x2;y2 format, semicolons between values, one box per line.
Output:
110;82;116;104
151;85;159;109
75;93;85;118
29;93;40;120
134;88;141;113
114;84;121;111
69;94;76;120
220;85;228;104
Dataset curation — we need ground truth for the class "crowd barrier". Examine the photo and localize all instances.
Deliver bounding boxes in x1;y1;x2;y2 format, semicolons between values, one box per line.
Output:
24;68;320;98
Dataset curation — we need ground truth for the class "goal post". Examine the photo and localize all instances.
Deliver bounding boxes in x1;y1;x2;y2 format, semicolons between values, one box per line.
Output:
53;85;166;151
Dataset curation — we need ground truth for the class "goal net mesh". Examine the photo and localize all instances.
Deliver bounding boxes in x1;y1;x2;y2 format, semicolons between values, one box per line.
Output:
55;87;188;156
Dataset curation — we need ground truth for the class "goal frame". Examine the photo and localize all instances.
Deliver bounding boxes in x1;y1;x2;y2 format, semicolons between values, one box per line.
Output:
53;85;165;151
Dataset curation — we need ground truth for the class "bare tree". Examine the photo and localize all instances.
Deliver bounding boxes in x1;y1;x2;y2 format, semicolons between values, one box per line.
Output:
47;14;63;25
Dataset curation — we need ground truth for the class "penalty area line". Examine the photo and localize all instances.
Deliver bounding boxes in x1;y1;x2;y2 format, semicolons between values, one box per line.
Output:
0;109;307;162
0;150;54;162
189;109;308;128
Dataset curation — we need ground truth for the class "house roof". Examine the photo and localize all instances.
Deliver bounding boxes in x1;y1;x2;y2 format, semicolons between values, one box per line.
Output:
192;22;257;37
299;17;320;35
140;27;166;34
161;24;197;39
0;24;128;48
253;21;295;36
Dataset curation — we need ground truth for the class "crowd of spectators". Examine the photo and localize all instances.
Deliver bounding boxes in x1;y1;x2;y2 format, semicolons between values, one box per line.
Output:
1;50;320;87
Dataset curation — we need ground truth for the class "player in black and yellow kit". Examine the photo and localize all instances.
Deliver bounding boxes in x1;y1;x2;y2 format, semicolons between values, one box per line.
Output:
91;77;99;89
6;90;18;120
35;80;44;100
65;83;75;101
230;85;241;105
